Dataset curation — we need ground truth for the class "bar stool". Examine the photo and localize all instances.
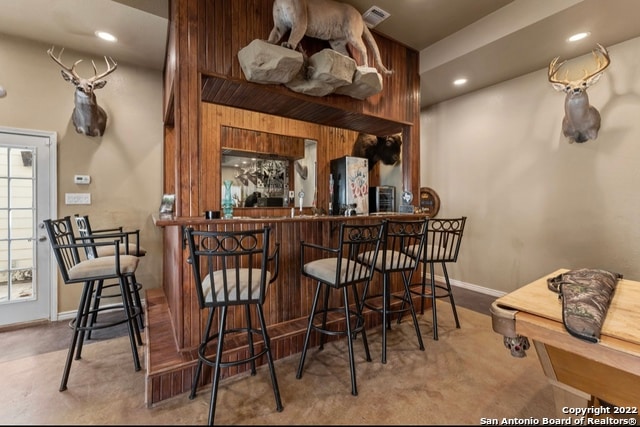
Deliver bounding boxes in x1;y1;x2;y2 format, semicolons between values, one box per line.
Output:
73;214;146;336
184;226;282;426
74;214;146;257
406;216;467;340
296;221;385;396
360;218;428;364
43;216;142;391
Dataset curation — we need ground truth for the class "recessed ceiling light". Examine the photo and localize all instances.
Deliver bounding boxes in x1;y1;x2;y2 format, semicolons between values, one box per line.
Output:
453;78;467;86
567;32;590;42
95;31;117;42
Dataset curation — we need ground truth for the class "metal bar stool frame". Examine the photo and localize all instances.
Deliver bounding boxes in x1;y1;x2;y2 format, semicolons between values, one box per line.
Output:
296;221;385;396
407;216;467;340
360;218;428;364
73;214;146;338
184;226;282;426
43;216;142;392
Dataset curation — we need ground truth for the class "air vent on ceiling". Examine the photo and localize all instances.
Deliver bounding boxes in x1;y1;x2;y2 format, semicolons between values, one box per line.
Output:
362;5;390;29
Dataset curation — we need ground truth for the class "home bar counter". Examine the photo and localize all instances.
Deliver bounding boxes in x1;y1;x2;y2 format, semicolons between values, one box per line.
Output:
157;0;423;408
146;213;427;405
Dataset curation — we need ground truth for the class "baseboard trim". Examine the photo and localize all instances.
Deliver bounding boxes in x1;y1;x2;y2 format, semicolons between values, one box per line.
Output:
432;274;506;298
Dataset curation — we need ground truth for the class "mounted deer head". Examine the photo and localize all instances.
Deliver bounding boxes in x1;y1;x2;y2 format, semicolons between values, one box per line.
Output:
47;46;117;137
548;43;610;143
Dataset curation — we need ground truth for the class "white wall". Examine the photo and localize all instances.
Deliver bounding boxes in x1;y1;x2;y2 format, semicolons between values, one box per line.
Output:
421;36;640;294
0;34;163;314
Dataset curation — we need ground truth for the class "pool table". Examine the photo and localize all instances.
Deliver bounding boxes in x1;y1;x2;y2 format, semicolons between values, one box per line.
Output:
491;268;640;415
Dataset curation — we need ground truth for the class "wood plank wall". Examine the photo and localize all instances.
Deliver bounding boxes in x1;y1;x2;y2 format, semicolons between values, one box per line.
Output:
221;127;306;161
196;0;419;124
201;103;361;214
164;0;421;218
162;0;421;353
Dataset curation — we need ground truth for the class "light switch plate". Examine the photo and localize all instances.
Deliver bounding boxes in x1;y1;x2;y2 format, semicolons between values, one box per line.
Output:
74;175;91;184
65;193;91;205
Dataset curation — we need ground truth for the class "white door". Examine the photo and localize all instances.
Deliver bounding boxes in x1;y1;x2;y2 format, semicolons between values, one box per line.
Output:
0;127;57;326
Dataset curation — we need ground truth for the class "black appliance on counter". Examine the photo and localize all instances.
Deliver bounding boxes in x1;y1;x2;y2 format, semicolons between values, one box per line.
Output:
369;186;395;213
257;197;284;207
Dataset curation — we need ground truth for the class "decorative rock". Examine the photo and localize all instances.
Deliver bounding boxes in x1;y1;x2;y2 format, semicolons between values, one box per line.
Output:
335;67;383;99
308;49;355;87
286;49;356;97
238;39;303;84
237;39;385;99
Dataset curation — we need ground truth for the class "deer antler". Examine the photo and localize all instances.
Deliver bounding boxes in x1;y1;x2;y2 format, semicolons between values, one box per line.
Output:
582;43;610;81
548;43;610;85
47;46;82;80
48;46;117;82
89;56;118;82
548;56;569;84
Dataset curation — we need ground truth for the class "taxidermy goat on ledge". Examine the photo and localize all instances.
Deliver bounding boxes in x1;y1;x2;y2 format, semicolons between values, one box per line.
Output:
268;0;393;76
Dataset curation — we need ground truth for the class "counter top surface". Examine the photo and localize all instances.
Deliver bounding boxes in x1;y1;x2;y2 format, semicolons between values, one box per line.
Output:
153;212;426;227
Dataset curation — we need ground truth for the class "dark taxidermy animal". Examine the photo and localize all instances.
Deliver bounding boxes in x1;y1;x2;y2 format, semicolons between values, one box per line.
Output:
352;133;402;170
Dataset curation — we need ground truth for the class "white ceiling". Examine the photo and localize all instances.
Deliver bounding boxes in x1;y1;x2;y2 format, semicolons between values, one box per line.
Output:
0;0;168;70
1;0;640;109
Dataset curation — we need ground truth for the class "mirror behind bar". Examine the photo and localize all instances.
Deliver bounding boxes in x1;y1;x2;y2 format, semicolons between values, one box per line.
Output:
220;126;317;209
